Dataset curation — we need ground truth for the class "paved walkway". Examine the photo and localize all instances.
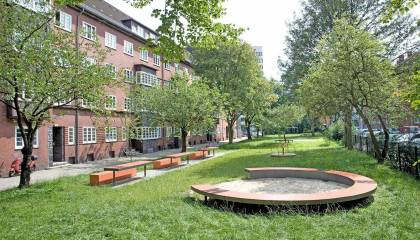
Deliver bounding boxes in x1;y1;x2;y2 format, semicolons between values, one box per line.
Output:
0;137;246;191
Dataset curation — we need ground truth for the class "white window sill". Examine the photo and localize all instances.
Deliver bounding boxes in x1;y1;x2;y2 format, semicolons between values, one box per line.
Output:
55;25;72;33
82;142;96;144
81;36;95;42
124;52;134;57
105;140;117;143
105;45;117;50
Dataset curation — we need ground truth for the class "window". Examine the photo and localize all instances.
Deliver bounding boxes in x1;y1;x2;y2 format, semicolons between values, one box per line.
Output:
121;127;127;141
140;49;148;61
81;22;96;41
15;127;39;149
137;127;161;140
136;71;158;86
105;127;117;142
105;32;117;49
18;0;50;12
153;54;160;66
106;64;117;78
124;97;131;111
132;25;144;37
85;56;96;65
68;127;75;145
55;11;72;32
105;95;116;110
81;98;93;108
123;40;133;56
123;69;133;82
83;127;96;144
174;63;180;72
164;62;171;70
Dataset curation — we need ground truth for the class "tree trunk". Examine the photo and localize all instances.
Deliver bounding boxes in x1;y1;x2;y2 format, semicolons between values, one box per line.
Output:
245;119;252;140
228;124;234;144
19;146;32;188
181;129;188;153
256;127;260;138
355;107;382;161
343;107;353;150
377;114;389;164
310;121;315;136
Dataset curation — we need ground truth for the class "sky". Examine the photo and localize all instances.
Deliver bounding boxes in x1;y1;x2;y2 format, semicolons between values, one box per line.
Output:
105;0;302;80
105;0;419;80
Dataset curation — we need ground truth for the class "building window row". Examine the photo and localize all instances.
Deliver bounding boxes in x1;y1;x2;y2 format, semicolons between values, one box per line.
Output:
136;127;161;140
136;71;159;86
105;127;117;142
15;127;39;150
81;22;96;41
105;95;117;110
55;10;72;32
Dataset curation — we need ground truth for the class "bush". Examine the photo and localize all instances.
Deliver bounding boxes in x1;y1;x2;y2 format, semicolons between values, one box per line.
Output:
323;120;344;141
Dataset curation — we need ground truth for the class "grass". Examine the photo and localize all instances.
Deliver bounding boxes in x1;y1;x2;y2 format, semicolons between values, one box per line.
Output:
1;135;419;239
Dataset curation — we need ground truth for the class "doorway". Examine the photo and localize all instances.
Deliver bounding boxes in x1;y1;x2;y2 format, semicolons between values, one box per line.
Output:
53;127;65;162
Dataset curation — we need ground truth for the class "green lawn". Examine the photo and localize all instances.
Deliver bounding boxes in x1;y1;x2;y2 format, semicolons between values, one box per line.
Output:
1;135;419;239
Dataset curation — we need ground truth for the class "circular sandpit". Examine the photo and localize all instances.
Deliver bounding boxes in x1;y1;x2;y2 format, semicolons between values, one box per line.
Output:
270;153;296;157
191;167;377;206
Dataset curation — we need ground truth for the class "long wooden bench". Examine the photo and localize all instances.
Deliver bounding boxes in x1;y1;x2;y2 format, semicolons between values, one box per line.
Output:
166;152;195;164
90;160;153;186
189;150;208;160
90;168;137;186
153;157;181;169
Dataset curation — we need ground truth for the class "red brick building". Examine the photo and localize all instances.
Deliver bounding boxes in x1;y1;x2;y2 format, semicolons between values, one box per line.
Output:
0;0;235;176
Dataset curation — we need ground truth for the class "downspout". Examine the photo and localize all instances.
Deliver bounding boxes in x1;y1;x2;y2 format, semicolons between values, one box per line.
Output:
75;7;85;164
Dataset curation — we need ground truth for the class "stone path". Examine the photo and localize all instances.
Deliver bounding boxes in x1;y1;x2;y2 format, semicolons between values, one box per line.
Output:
0;137;246;191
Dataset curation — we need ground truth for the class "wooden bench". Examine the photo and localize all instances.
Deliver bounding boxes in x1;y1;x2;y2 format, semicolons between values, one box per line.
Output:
166;152;195;164
153;158;181;169
97;160;153;186
189;149;208;160
90;168;137;186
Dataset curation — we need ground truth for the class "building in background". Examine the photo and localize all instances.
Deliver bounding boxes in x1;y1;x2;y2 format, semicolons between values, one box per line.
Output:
0;0;235;176
253;46;263;70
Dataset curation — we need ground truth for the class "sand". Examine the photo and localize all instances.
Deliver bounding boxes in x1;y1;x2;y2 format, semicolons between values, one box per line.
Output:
214;177;350;195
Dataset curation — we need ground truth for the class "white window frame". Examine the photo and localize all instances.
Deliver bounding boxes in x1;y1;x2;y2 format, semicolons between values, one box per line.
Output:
123;40;134;56
106;64;117;79
124;97;131;111
164;62;171;70
105;127;117;142
153;54;160;66
55;10;72;32
15;127;39;149
82;127;97;144
105;95;117;110
138;127;161;140
68;126;75;145
140;49;148;61
123;69;133;82
81;22;96;41
104;32;117;49
135;71;158;86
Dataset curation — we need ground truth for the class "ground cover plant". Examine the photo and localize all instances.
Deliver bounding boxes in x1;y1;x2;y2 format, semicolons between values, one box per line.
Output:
0;135;419;239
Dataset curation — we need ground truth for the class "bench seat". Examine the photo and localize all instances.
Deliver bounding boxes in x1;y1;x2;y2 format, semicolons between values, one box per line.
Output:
153;158;181;169
90;168;137;186
189;150;208;160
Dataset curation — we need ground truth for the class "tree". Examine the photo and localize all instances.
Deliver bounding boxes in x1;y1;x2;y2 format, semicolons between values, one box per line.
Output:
0;0;115;187
263;104;304;141
242;78;276;140
132;73;217;152
303;20;400;163
131;0;242;61
193;41;261;144
383;0;419;22
280;0;417;101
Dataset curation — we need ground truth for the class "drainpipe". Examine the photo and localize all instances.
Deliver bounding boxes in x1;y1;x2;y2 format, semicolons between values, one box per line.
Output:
74;7;85;164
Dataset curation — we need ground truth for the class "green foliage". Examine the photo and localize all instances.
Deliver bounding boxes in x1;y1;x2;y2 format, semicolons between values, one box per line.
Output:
263;104;304;134
383;0;419;22
192;41;262;142
131;0;243;61
132;73;217;151
323;120;344;141
1;136;420;239
280;0;417;100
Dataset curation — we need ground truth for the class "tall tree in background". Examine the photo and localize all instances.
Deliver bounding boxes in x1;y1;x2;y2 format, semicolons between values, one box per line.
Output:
0;0;115;187
302;20;400;163
193;41;261;144
131;0;242;61
263;104;304;141
280;0;418;101
242;78;276;140
132;73;216;152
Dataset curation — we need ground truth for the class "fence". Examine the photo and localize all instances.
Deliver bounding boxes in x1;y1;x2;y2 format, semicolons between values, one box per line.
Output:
353;135;419;179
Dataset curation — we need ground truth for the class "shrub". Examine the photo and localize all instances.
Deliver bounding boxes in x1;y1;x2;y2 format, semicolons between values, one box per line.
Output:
323;120;344;141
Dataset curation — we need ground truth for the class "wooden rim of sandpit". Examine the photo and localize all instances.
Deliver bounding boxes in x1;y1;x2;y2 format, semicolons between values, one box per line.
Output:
191;167;377;205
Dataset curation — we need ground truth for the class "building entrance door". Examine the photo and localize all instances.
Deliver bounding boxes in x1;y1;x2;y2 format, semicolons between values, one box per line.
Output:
52;127;65;162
